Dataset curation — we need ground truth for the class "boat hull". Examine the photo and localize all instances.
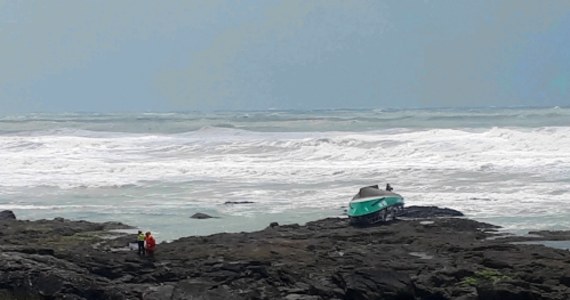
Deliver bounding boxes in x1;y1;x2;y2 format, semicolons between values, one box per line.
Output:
348;195;404;224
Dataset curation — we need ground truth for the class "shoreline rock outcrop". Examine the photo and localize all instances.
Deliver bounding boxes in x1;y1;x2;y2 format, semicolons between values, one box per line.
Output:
190;212;218;219
1;207;569;299
0;210;16;220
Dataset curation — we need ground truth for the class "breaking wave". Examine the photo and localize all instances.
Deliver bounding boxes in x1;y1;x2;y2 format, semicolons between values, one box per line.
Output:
1;107;570;238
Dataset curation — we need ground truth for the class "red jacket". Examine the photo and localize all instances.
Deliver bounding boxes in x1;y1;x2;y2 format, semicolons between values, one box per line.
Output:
145;235;156;251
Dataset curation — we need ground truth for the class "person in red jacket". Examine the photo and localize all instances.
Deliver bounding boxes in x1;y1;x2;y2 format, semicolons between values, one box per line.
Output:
144;231;156;257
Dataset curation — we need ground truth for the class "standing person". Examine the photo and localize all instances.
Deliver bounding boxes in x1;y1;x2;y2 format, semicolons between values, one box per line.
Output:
137;230;146;256
386;183;393;192
145;231;156;257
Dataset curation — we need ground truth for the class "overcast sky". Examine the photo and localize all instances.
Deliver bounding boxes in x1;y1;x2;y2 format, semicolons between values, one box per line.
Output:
1;0;570;113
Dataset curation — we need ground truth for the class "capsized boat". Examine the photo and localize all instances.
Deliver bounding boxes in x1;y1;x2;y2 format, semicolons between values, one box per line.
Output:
348;185;404;225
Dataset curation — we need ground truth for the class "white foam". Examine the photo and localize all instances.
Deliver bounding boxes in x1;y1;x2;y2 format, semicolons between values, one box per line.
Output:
1;124;570;237
1;127;570;188
0;204;116;210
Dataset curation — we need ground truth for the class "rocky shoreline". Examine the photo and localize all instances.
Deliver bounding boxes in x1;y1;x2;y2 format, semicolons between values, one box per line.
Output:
1;207;570;299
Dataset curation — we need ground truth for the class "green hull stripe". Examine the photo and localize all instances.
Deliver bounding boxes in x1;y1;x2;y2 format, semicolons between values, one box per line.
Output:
348;196;404;217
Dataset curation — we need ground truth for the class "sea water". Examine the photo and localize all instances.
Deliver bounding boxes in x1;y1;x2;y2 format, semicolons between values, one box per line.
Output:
1;107;569;241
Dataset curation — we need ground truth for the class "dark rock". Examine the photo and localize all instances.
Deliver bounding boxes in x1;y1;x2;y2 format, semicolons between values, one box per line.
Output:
35;273;64;296
560;274;570;287
0;210;16;220
476;283;541;300
18;248;55;256
224;201;255;205
527;230;570;240
143;284;175;300
342;268;416;299
269;222;279;228
171;280;243;300
1;210;570;299
402;205;464;218
53;226;80;236
481;256;513;269
190;213;218;219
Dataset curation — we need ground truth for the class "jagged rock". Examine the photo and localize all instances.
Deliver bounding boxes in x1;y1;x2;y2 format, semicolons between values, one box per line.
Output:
190;213;218;219
143;284;175;300
342;268;416;299
53;226;81;236
402;205;464;218
0;210;16;220
171;280;242;300
476;283;541;300
35;273;64;296
559;274;570;287
0;206;569;299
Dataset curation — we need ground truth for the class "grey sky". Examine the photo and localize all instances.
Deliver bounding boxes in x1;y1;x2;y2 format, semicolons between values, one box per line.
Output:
1;0;569;113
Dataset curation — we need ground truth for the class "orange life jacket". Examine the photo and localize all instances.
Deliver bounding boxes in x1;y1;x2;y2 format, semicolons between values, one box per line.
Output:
145;235;156;250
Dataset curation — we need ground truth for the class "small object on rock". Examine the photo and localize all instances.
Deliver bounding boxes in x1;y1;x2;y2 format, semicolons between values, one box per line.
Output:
224;201;255;205
190;213;218;219
0;210;16;220
128;242;138;251
269;222;279;228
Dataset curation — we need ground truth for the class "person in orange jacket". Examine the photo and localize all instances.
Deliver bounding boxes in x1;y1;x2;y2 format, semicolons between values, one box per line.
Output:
144;231;156;256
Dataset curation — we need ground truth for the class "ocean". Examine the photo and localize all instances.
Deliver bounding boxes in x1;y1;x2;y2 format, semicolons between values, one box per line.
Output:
1;107;569;242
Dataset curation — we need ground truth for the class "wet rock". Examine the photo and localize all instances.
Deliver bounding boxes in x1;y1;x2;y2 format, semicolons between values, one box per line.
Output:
224;201;255;205
476;283;541;300
269;222;279;228
171;280;242;300
35;273;64;296
481;255;513;269
190;213;218;219
143;284;175;300
527;230;570;240
53;226;81;236
342;268;416;299
559;274;570;287
0;206;570;299
0;210;16;220
402;205;464;218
